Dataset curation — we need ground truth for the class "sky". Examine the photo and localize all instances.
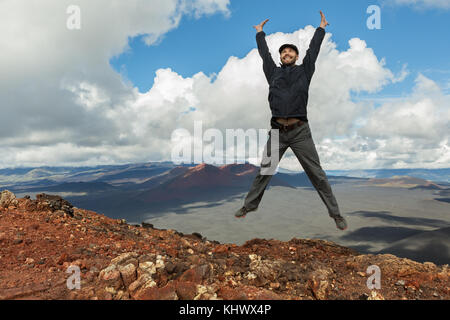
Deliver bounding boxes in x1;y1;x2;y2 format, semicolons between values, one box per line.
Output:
0;0;449;171
111;0;450;96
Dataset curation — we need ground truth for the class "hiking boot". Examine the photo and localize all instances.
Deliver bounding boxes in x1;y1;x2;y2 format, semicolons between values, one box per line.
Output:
234;206;256;218
332;215;348;230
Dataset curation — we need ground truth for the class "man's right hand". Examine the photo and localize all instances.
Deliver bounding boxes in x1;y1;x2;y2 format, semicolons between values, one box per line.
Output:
253;18;269;33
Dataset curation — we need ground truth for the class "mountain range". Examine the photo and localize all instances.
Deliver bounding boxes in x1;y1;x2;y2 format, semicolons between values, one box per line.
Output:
2;162;449;217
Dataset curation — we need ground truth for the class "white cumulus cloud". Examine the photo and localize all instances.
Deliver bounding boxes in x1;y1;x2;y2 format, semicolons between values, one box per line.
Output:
0;1;448;171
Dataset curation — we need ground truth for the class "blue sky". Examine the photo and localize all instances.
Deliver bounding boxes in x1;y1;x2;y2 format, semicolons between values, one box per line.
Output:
111;0;450;99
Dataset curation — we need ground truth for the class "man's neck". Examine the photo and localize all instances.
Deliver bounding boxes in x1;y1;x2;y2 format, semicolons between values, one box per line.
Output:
281;63;295;68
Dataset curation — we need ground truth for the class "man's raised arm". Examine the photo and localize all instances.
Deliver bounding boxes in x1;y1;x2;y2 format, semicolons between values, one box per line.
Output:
254;19;277;84
302;10;329;82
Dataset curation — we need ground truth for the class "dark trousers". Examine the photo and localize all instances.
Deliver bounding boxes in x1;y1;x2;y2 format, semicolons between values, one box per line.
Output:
243;121;341;218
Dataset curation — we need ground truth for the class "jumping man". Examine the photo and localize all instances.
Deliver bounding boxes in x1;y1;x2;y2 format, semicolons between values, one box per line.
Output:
235;11;348;231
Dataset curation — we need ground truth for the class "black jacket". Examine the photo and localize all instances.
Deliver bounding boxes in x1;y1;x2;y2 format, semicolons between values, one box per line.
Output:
256;27;325;122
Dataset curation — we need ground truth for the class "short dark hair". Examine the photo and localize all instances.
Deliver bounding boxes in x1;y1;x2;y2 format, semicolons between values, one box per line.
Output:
279;44;299;55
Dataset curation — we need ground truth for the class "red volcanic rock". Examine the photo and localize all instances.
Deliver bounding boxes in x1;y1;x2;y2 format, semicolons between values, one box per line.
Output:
212;244;230;258
57;253;70;265
174;281;198;300
0;190;18;208
35;193;74;217
118;263;137;288
0;190;449;300
178;264;211;284
98;265;123;290
217;286;249;300
134;282;178;300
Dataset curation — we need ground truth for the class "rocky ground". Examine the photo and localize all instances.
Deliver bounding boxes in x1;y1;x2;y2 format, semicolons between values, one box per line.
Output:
0;190;448;300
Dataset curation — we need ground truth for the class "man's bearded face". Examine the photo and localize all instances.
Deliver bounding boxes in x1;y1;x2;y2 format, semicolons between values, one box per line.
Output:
281;48;298;65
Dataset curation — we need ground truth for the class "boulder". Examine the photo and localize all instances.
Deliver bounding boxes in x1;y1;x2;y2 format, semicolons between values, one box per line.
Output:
0;190;18;208
178;264;211;284
35;193;74;217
